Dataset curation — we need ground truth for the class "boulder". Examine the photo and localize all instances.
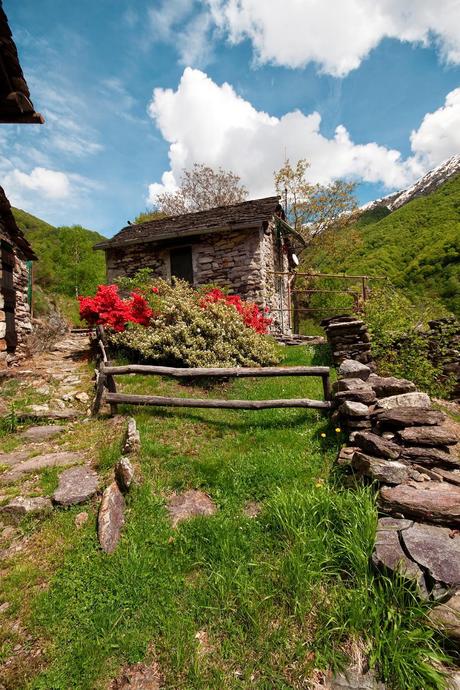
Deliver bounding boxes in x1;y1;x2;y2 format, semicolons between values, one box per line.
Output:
372;518;426;595
380;482;460;526
397;426;458;447
429;590;460;640
352;452;418;485
354;432;401;460
123;417;140;454
376;392;431;410
401;446;460;468
53;466;99;506
338;359;371;381
373;407;446;429
339;401;370;418
400;522;460;586
1;496;52;518
98;482;125;554
115;457;134;493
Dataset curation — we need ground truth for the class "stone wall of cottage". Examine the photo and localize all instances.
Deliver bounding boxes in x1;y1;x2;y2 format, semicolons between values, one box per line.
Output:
260;221;290;333
0;220;33;366
105;224;292;333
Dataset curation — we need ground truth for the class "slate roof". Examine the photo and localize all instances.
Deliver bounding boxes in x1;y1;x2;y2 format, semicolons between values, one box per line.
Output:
0;186;37;259
95;196;282;250
0;1;44;124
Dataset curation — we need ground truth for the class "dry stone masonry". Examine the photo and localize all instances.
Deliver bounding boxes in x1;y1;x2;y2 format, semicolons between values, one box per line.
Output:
321;315;373;367
326;320;460;642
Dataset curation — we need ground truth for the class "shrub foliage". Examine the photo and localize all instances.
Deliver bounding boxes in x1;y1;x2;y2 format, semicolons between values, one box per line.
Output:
79;272;279;367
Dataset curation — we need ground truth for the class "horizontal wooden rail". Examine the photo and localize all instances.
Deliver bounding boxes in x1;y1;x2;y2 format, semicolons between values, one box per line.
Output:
104;392;332;410
102;364;330;378
92;355;331;416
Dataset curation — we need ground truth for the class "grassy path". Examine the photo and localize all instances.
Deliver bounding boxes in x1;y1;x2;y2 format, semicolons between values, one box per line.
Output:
1;346;451;689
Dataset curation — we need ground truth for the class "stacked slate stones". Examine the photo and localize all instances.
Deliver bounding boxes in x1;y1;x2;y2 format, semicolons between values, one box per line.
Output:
427;317;460;402
333;357;460;641
321;315;373;367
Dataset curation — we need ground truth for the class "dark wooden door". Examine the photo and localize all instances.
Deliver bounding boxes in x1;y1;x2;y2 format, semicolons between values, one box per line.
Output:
170;246;193;283
1;240;17;350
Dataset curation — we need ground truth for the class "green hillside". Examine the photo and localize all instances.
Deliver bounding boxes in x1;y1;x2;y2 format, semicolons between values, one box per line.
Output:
305;174;460;315
12;208;107;298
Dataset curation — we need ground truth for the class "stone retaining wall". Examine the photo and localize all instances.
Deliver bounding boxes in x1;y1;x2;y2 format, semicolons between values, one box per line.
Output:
326;317;460;642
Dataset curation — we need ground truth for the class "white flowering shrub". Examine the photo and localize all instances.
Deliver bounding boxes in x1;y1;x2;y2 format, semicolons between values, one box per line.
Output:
110;277;280;368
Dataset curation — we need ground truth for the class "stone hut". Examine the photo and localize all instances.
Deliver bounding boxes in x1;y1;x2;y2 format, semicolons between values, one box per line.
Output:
95;197;299;332
0;0;43;365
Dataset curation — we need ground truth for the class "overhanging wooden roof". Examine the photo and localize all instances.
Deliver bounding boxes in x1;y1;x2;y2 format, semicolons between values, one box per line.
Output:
0;1;44;124
95;196;283;250
0;186;37;259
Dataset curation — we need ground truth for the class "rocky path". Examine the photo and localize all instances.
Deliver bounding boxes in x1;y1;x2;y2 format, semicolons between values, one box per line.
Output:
0;330;98;535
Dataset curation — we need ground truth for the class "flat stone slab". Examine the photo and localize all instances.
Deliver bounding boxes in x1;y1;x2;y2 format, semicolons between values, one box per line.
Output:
333;378;372;394
98;482;125;554
110;661;162;690
374;407;446;429
167;489;217;527
354;432;401;460
20;425;66;442
397;425;458;447
352;452;420;485
0;496;52;518
53;466;98;506
401;522;460;585
0;450;31;467
372;518;427;595
335;389;377;405
377;392;431;410
429;590;460;640
338;359;371;381
1;452;83;484
369;376;416;397
17;408;82;421
123;417;140;454
401;446;460;468
380;482;460;526
331;669;386;689
339;400;370;417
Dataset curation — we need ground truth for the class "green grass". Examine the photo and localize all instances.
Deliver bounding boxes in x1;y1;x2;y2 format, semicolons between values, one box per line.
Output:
0;346;452;689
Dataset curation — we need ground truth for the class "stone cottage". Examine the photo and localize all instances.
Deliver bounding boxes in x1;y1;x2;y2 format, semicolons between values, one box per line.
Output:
95;197;299;332
0;0;43;364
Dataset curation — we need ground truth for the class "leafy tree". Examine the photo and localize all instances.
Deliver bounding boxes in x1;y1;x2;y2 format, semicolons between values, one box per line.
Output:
153;163;248;215
274;158;357;331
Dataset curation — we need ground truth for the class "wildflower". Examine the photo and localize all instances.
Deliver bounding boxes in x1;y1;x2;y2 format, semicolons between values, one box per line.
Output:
335;427;341;433
320;432;326;438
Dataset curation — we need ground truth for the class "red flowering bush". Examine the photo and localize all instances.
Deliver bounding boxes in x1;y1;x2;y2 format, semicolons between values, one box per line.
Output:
199;288;272;334
78;284;152;332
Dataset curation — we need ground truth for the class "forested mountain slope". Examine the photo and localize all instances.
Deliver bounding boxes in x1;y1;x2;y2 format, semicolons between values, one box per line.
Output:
305;174;460;315
12;208;106;298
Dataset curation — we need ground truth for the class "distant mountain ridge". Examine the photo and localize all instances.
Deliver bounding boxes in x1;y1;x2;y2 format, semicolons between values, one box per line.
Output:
363;154;460;212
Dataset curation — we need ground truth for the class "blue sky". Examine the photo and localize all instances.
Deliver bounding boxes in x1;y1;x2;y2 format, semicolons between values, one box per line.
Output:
1;0;460;237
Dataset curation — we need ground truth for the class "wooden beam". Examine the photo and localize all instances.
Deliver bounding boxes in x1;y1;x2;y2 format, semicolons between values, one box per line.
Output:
101;364;330;378
104;392;332;411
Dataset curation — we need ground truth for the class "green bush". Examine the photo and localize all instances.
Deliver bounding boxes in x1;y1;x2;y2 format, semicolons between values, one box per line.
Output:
110;276;280;368
364;286;455;397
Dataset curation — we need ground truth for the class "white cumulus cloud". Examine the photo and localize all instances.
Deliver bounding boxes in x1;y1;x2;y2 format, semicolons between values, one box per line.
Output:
4;167;71;200
207;0;460;76
410;88;460;167
147;67;425;204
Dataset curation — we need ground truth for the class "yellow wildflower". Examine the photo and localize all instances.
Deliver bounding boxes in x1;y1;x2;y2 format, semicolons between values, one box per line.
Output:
335;427;341;433
320;432;326;438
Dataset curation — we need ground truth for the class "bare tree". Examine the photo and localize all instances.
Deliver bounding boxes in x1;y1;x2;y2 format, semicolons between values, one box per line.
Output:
154;164;248;215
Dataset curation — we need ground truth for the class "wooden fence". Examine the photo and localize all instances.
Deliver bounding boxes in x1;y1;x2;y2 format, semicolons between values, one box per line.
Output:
92;327;332;416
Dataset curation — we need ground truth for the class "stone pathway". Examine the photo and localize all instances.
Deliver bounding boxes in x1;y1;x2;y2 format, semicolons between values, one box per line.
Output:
0;330;96;521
